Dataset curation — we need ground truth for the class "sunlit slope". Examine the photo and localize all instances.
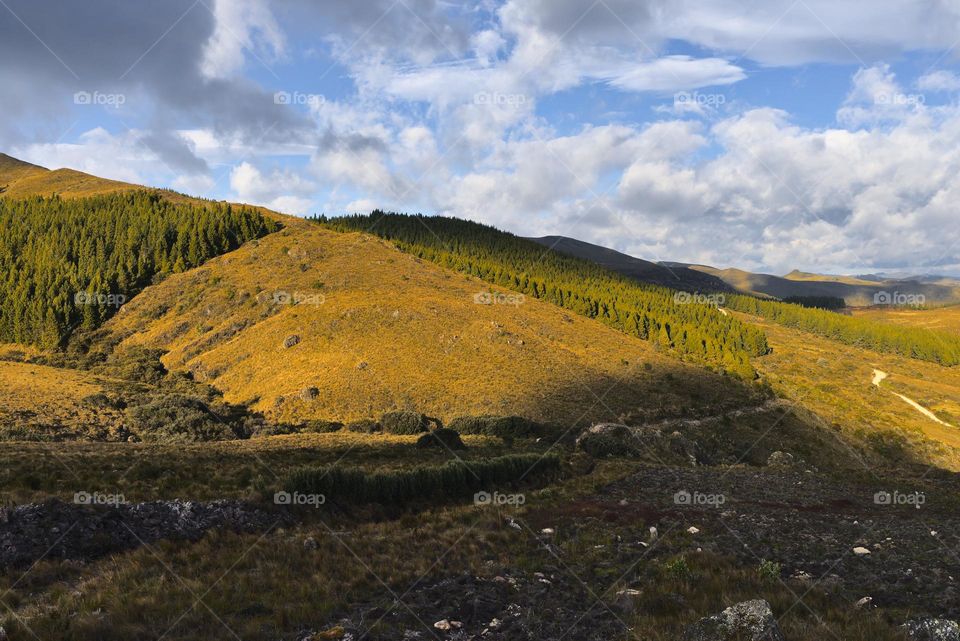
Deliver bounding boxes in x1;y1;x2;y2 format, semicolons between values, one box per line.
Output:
736;311;960;468
95;225;757;425
0;358;124;440
852;305;960;335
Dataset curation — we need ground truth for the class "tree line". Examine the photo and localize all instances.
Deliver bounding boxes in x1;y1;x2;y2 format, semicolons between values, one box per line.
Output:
726;294;960;366
316;211;770;379
0;191;279;349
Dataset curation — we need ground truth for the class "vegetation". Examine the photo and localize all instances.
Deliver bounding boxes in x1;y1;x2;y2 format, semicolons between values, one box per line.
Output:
283;453;560;505
782;295;847;310
380;410;435;434
727;294;960;366
318;212;769;378
0;191;279;348
448;415;545;440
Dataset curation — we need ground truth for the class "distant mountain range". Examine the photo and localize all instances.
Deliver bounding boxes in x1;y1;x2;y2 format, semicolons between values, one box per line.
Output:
528;236;960;307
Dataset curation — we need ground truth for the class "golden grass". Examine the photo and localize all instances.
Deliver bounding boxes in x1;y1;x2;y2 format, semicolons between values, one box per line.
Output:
98;224;756;426
736;311;960;468
852;304;960;334
0;360;125;440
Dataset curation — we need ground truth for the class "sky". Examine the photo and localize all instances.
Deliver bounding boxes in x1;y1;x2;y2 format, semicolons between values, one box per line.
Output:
2;0;960;276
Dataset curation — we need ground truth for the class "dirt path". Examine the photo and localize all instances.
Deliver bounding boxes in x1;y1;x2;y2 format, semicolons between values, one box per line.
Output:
871;369;952;427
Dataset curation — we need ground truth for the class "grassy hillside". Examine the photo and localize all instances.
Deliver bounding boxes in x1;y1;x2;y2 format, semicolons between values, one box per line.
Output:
736;310;960;468
0;152;138;199
89;224;762;426
322;212;770;379
852;304;960;334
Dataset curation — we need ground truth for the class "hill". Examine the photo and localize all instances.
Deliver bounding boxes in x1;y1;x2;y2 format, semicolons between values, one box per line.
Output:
526;235;733;292
852;304;960;335
88;223;761;426
0;152;138;199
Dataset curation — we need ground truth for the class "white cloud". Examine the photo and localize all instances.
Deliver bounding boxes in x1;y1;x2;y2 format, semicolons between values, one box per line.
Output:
229;161;316;214
606;55;745;93
917;70;960;93
201;0;286;78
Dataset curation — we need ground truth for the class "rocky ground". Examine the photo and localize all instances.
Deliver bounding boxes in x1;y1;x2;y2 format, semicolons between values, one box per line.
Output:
0;498;284;567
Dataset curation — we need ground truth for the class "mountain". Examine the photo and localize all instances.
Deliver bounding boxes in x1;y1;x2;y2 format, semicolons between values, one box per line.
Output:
528;235;960;306
527;235;734;293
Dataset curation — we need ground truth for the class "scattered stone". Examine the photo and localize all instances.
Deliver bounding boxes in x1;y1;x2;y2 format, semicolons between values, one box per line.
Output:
433;620;462;632
853;546;871;556
283;334;301;348
766;451;795;467
300;387;319;401
855;596;873;609
541;528;555;536
356;361;368;370
688;526;701;535
902;618;960;641
303;536;318;550
683;599;785;641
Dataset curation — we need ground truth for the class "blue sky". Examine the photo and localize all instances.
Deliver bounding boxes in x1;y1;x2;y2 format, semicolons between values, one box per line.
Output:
2;0;960;275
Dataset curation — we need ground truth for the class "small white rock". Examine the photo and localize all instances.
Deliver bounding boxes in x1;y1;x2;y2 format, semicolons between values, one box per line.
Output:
649;526;658;541
853;546;871;556
854;596;873;609
687;526;700;535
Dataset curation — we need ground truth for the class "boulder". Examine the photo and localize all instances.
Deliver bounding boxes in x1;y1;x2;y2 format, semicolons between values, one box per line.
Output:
683;599;785;641
903;619;960;641
299;387;319;401
283;334;301;348
767;451;795;467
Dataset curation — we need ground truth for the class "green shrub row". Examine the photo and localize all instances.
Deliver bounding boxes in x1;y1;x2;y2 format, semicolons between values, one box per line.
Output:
283;453;560;505
448;415;544;439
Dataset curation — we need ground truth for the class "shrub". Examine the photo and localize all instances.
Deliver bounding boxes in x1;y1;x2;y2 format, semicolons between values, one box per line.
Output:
381;410;432;434
126;394;239;443
416;428;466;450
448;415;544;439
757;559;782;584
345;418;381;434
301;420;344;434
284;453;560;505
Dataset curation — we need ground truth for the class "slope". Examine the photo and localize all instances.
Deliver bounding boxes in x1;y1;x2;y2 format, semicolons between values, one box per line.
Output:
91;224;762;426
527;235;733;292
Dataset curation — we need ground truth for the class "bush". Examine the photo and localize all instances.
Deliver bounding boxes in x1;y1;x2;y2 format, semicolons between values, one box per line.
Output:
448;415;544;439
416;428;466;450
575;424;640;458
302;420;344;434
381;411;433;434
284;453;560;505
345;418;381;434
126;394;240;443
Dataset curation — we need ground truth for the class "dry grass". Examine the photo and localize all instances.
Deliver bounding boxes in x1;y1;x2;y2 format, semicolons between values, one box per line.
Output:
0;431;514;504
0;360;125;440
852;304;960;334
735;311;960;469
96;224;757;427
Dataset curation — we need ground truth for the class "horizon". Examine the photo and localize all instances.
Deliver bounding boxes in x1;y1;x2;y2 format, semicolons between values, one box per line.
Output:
2;0;959;276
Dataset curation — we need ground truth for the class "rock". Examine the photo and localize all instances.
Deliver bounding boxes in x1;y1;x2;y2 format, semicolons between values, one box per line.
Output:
854;596;873;609
766;451;795;467
902;619;960;641
356;361;368;370
853;546;871;556
300;387;319;401
541;528;555;536
688;526;701;535
433;620;462;632
303;537;318;550
614;588;643;614
575;423;639;458
283;334;301;348
683;599;785;641
649;526;658;541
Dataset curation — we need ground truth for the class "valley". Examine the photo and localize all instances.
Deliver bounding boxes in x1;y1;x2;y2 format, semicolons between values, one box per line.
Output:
0;156;958;641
